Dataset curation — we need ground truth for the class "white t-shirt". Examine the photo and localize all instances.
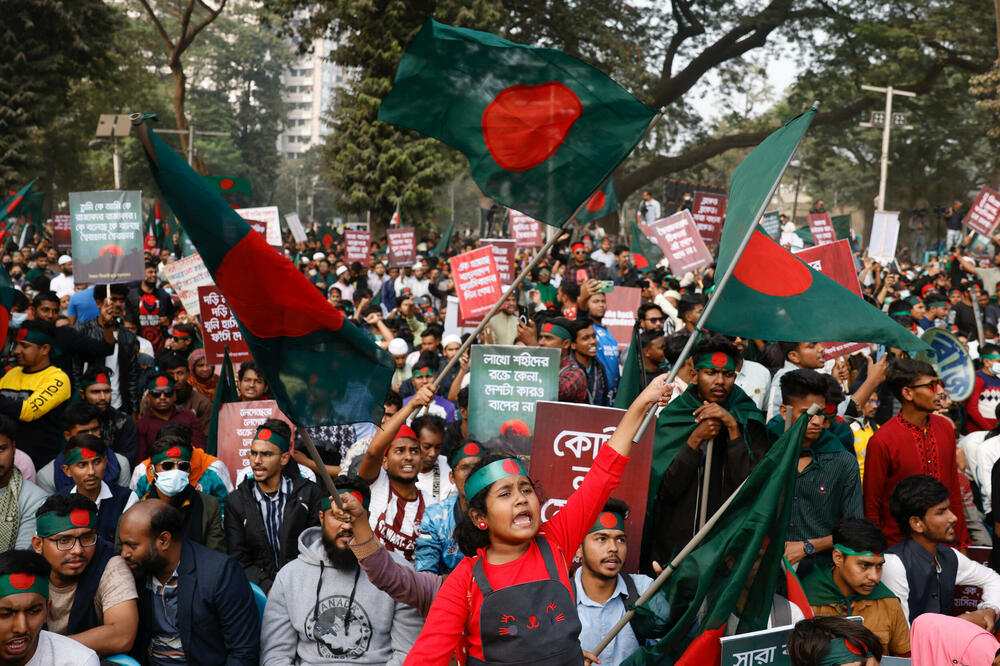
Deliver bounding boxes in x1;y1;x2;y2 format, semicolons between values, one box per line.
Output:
104;330;121;410
27;631;99;666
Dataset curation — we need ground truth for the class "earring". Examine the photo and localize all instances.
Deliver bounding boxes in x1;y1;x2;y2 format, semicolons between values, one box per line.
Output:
477;520;487;530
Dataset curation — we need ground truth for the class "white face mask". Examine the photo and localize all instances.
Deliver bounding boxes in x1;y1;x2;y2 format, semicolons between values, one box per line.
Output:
9;312;26;328
991;362;1000;375
155;469;189;497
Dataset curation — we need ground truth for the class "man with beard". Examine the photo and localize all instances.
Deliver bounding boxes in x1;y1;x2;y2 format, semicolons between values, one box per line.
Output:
49;255;74;298
0;415;46;551
120;499;259;664
56;434;131;543
78;366;138;466
30;494;138;656
127;262;174;353
73;284;140;417
261;477;422;664
31;292;115;391
136;374;205;461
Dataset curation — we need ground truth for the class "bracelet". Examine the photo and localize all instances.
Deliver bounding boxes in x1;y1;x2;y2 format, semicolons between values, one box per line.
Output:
349;533;380;560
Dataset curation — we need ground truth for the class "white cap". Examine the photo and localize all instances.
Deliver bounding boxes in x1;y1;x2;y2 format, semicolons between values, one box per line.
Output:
58;255;72;265
442;333;461;347
312;252;326;261
336;265;349;276
388;338;409;356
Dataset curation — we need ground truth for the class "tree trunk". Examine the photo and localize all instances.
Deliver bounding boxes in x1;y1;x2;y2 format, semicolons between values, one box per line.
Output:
171;64;207;175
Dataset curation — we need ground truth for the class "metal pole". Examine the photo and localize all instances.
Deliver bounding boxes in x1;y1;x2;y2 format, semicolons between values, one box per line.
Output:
299;429;343;509
112;135;122;190
698;440;714;529
877;87;893;211
187;125;195;166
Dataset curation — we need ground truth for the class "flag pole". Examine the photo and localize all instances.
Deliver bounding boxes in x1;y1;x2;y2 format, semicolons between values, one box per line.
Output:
628;101;820;445
590;403;818;658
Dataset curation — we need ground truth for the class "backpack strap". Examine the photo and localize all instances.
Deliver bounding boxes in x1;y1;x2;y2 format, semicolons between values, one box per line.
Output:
621;573;639;610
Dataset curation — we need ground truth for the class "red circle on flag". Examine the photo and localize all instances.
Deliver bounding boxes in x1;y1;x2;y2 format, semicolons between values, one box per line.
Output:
501;459;521;475
70;508;90;527
587;191;606;212
8;573;34;590
633;253;649;269
844;640;862;656
733;231;812;297
81;448;97;459
220;178;235;190
322;233;333;248
166;446;182;458
482;82;583;172
463;443;480;457
258;428;272;441
711;352;728;368
599;512;617;528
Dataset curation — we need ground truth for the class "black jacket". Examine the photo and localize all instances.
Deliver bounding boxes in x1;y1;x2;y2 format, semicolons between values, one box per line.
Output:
51;326;115;393
98;405;139;466
224;475;324;592
72;319;140;414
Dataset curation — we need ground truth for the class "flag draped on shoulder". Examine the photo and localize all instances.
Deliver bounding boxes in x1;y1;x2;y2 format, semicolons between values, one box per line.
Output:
624;410;809;665
136;121;394;427
378;19;656;228
703;107;926;351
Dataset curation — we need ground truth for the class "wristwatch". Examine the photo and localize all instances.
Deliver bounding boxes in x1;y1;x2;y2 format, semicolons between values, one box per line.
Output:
802;540;815;556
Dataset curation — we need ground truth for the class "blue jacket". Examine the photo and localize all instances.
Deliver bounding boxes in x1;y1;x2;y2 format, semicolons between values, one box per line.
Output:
131;540;259;665
414;494;463;574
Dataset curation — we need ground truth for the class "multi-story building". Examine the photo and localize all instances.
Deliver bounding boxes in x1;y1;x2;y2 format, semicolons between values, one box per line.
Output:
278;38;351;158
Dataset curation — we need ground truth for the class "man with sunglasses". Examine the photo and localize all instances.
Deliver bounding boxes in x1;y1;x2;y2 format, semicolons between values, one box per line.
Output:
863;358;969;547
135;374;205;462
563;242;604;286
31;494;138;657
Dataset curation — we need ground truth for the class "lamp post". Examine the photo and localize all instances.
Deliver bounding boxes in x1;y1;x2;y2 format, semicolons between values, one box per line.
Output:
859;85;916;211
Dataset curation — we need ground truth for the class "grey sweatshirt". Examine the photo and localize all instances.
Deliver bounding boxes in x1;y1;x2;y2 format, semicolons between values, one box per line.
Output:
261;526;423;665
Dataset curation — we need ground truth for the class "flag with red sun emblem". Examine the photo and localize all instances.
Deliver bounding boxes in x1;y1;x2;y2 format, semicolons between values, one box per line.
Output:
0;179;37;223
378;20;656;228
576;179;618;224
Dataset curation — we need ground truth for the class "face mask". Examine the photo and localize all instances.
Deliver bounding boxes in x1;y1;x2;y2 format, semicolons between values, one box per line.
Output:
9;313;26;328
992;362;1000;375
155;469;189;497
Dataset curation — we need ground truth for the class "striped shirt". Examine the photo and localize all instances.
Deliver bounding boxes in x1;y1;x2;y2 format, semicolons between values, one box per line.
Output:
373;485;426;562
149;569;183;664
253;476;293;567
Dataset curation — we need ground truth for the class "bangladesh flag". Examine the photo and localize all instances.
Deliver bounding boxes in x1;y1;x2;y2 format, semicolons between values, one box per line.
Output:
630;219;663;274
703;107;926;351
206;346;239;455
316;224;336;249
378;19;656;228
613;324;644;409
434;218;456;256
794;225;815;247
624;408;808;664
0;179;37;222
138;121;395;427
205;175;252;198
389;203;401;229
577;179;618;224
832;213;851;241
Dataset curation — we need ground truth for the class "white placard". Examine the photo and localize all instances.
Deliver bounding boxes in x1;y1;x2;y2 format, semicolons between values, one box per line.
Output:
868;210;900;264
283;212;306;243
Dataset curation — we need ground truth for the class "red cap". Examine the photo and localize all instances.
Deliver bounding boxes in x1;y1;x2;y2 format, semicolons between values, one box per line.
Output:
396;424;418;441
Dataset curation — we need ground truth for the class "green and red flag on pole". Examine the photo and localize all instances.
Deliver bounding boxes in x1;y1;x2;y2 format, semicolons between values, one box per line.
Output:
0;179;37;222
378;19;656;227
630;219;663;274
0;262;15;343
703;107;925;351
623;409;808;665
577;179;618;224
136;121;395;427
389;203;401;229
206;346;239;456
205;175;252;198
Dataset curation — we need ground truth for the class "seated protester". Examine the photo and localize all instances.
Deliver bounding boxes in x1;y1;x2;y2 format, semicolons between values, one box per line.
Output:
767;370;862;574
574;499;657;665
0;550;100;666
261;478;422;664
124;436;226;553
224;420;324;593
787;616;883;666
130;422;232;506
401;352;457;423
0;415;47;550
411;413;454;503
135;373;206;461
882;474;1000;627
31;495;138;656
57;434;131;543
0;319;71;468
139;351;212;433
801;517;909;656
119;499;259;664
646;336;768;571
35;402;130;495
79;366;139;466
415;440;484;574
30;291;116;394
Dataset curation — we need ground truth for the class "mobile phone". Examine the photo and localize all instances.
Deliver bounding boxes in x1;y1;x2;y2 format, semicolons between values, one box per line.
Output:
598;280;615;293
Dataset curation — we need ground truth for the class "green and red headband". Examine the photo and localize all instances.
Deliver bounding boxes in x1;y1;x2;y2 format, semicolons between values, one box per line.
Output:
589;510;626;534
151;445;192;465
321;488;369;512
817;638;870;666
539;322;571;341
64;445;105;466
926;299;947;308
15;327;54;348
147;374;174;392
81;371;111;389
449;441;484;469
411;366;434;378
693;351;736;372
465;458;528;501
254;425;290;452
36;507;97;538
0;573;48;600
834;543;882;558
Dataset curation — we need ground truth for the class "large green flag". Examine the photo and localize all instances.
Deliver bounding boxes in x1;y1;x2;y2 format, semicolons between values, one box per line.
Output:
0;179;37;221
434;218;456;256
624;409;808;665
703;107;925;351
205;347;240;456
613;325;643;409
378;19;656;228
832;213;851;240
630;219;663;274
205;175;252;198
577;179;618;224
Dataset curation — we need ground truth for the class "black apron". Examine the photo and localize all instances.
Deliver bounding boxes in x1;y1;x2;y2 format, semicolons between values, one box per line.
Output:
468;537;584;666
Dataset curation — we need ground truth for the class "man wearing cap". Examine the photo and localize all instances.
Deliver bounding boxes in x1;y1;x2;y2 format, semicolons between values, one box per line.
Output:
311;258;333;288
126;262;174;353
0;319;72;467
537;317;588;403
968;343;1000;433
414;440;482;574
224;419;324;593
564;241;603;286
78;366;139;466
57;434;131;543
388;338;412;390
49;255;75;299
73;283;140;416
136;374;206;462
591;237;616;269
333;265;355;303
31;494;138;656
0;550;100;665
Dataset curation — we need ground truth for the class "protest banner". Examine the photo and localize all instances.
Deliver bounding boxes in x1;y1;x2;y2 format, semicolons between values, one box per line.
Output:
345;230;372;267
217;400;295;486
719;618;867;666
52;212;72;251
468;345;559;442
197;285;252;365
481;238;516;285
530;401;654;572
867;211;900;264
951;546;992;615
448;246;502;319
963;186;1000;236
509;210;544;248
284;212;307;243
807;212;836;245
916;328;975;402
444;295;483;336
69;190;144;283
691;191;727;244
235;206;281;246
387;227;416;267
793;240;867;358
603;287;641;352
761;210;781;239
645;211;714;274
162;252;214;316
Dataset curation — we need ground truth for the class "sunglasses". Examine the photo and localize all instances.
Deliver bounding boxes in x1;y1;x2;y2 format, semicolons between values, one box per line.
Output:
159;460;191;472
908;379;944;391
645;316;665;323
150;390;174;397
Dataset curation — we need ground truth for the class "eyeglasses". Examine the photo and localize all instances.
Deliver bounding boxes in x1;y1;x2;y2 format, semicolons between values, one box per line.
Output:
159;460;190;472
149;390;174;397
908;379;944;391
645;316;665;323
48;533;98;551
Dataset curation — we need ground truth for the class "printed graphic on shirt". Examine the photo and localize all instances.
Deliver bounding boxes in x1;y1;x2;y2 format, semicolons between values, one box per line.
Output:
1;382;63;415
374;491;424;561
139;293;165;349
304;594;372;659
977;384;1000;421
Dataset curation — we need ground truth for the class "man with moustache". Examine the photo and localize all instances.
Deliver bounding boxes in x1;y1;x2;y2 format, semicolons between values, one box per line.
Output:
73;284;140;417
78;366;139;466
261;477;422;664
56;434;131;543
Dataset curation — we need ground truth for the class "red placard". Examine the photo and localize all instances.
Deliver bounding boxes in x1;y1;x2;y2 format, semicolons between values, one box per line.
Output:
645;211;714;274
482;238;516;285
197;285;252;365
793;240;867;358
52;212;72;251
603;287;641;352
345;230;371;267
510;211;544;248
691;191;727;244
530;401;654;573
449;246;502;320
808;213;836;245
387;227;416;267
217;400;295;486
963;186;1000;236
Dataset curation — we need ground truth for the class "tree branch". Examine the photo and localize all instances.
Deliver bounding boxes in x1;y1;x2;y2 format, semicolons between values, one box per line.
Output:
136;0;176;53
661;0;704;83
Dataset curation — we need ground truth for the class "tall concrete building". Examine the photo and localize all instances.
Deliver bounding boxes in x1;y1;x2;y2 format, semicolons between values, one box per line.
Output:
278;38;351;158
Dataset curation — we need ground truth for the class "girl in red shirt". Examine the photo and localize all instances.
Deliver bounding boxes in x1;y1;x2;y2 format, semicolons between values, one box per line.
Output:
403;375;672;665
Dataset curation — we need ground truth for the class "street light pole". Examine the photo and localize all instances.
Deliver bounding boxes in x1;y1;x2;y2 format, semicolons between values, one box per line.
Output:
859;84;916;210
155;124;229;166
112;134;122;190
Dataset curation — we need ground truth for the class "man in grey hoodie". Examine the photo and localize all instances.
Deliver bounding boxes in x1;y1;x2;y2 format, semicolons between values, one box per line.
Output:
261;476;423;665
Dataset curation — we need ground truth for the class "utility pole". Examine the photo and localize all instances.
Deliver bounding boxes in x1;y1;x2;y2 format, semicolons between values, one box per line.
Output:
93;114;132;189
859;85;916;210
